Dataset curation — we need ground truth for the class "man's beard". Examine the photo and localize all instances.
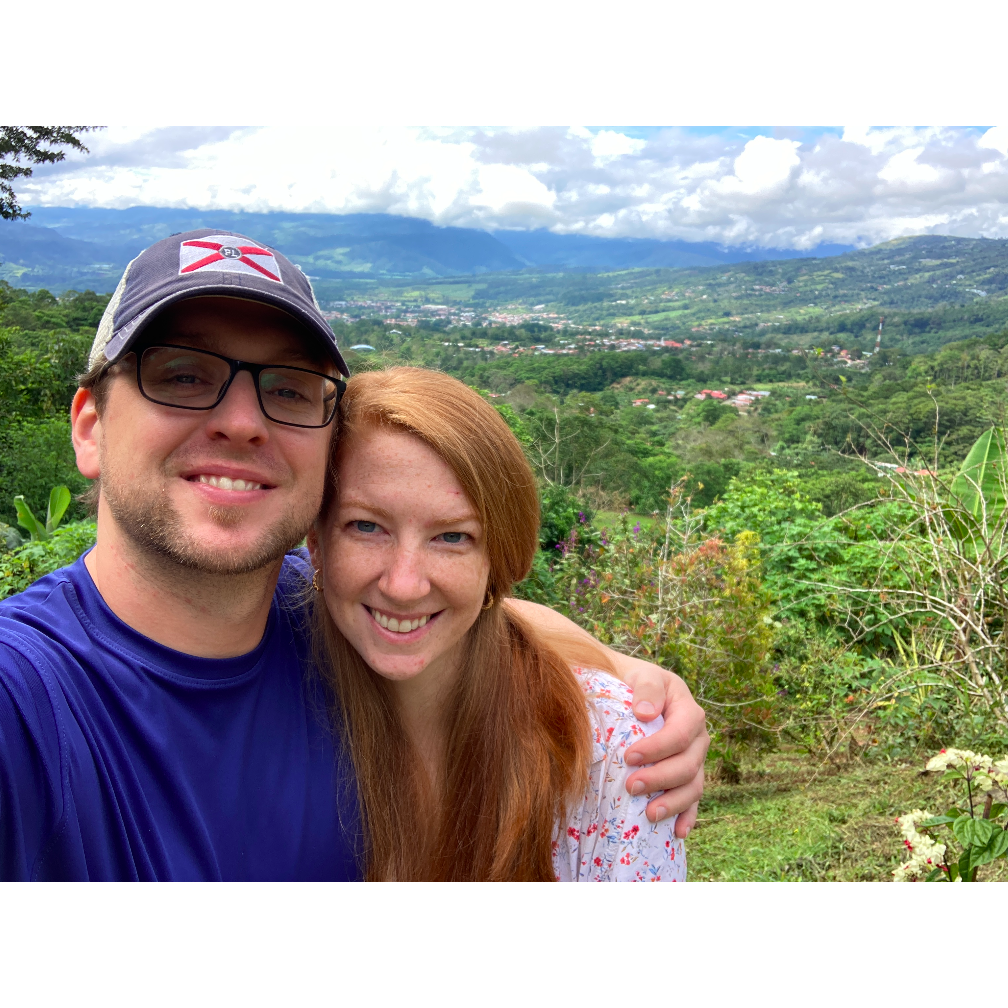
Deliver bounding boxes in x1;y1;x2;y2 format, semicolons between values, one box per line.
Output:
99;461;318;577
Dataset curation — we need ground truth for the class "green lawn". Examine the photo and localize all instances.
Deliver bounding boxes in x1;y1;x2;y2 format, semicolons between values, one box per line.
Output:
594;511;657;531
687;751;1008;882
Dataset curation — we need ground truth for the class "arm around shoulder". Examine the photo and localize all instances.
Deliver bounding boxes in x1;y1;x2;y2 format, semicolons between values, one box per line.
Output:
505;598;708;832
556;672;686;882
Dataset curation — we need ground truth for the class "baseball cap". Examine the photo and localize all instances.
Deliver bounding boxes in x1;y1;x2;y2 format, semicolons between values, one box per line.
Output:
88;229;349;376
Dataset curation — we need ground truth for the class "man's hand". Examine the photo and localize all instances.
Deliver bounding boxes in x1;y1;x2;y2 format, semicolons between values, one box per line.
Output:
615;655;708;836
505;599;709;838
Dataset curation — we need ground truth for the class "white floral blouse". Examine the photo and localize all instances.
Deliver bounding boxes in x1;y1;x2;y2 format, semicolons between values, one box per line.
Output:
553;670;687;882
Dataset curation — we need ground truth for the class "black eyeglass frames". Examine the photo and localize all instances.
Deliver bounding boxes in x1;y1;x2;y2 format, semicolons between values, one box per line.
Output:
134;344;345;429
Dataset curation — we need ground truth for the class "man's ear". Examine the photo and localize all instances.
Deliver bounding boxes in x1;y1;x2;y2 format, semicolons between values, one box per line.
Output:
71;388;102;481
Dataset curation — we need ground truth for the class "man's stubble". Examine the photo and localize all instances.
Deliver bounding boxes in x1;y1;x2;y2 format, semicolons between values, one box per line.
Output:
98;445;321;577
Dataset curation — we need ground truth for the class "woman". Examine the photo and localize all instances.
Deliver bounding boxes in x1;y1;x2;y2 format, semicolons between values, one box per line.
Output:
308;366;686;882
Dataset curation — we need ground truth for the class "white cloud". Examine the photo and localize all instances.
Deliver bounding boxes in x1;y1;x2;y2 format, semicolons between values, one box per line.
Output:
729;137;801;194
877;147;944;187
15;125;1008;249
979;126;1008;156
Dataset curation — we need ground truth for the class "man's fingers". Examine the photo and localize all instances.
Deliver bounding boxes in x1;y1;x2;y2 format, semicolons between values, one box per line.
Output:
625;730;707;802
629;731;707;794
624;698;708;769
673;801;699;838
645;771;704;825
625;665;664;722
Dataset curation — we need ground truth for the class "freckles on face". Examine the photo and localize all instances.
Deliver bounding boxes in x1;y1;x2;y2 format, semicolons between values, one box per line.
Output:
321;428;490;682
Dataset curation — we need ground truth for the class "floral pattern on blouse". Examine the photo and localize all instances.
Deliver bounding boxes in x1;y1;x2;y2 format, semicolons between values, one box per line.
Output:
553;669;687;882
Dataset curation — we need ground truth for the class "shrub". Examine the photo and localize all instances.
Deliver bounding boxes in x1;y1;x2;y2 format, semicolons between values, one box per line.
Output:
548;498;777;779
0;520;96;599
0;418;90;527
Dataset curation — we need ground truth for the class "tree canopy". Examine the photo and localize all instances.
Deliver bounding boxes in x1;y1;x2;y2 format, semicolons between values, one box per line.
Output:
0;127;99;220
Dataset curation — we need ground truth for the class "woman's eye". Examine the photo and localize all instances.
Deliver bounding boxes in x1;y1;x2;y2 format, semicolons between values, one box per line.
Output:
438;532;467;544
353;521;378;533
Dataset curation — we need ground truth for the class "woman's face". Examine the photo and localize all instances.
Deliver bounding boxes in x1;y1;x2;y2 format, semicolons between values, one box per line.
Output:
316;427;491;684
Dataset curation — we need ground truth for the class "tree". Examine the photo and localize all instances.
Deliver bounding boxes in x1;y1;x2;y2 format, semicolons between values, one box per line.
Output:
1;127;100;220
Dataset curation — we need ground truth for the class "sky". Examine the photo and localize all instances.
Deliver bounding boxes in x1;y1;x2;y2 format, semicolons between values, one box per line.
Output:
17;125;1008;251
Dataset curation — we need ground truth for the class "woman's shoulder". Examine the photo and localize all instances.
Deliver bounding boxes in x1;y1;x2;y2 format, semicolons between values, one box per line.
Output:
571;667;662;765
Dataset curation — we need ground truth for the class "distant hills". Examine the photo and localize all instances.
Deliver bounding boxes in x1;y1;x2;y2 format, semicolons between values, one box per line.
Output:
312;233;1008;356
0;206;854;292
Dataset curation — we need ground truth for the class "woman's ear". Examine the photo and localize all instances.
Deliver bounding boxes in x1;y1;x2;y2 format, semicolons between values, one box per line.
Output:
306;526;322;571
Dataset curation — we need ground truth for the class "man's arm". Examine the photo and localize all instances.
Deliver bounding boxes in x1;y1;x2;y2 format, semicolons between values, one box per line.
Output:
505;599;709;837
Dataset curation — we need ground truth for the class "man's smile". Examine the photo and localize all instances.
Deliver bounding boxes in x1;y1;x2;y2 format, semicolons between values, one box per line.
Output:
194;474;265;492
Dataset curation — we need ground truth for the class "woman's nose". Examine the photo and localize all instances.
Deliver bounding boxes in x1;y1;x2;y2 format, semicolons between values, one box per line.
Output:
380;542;430;601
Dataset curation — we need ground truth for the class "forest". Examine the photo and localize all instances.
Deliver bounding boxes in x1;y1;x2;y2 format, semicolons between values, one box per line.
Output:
2;261;1006;881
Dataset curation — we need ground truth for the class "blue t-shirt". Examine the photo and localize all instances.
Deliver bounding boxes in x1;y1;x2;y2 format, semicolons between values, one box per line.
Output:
0;551;361;881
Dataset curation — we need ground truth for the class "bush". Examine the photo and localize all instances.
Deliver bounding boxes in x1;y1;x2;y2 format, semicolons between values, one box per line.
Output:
546;503;777;779
538;482;586;551
0;520;96;599
512;549;559;606
0;418;90;527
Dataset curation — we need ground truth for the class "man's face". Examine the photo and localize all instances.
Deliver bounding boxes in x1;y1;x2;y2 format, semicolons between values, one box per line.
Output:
90;297;335;576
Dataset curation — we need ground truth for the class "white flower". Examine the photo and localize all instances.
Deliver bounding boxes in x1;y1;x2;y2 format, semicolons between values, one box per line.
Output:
926;748;996;776
897;809;933;838
893;808;945;881
927;750;964;771
973;772;995;794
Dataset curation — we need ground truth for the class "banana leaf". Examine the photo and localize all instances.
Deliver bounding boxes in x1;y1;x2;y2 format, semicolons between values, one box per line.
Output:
946;427;1007;541
46;485;71;534
13;495;48;541
950;427;1007;521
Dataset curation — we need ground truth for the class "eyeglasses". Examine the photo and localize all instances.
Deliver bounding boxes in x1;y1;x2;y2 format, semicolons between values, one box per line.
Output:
135;344;345;429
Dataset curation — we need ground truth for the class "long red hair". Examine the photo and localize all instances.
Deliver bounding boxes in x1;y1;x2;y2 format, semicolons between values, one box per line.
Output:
312;366;599;881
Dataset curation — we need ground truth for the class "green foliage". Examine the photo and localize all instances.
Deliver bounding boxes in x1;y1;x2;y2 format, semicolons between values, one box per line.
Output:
512;549;559;606
1;128;97;220
950;425;1007;523
0;418;90;527
0;520;96;599
0;284;103;528
702;469;835;622
538;482;587;551
544;504;776;778
490;402;533;448
14;484;71;540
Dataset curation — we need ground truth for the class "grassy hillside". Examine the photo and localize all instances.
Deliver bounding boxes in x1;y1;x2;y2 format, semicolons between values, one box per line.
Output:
315;234;1008;355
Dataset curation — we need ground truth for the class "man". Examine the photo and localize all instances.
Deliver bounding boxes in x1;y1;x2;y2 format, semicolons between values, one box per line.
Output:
0;230;707;880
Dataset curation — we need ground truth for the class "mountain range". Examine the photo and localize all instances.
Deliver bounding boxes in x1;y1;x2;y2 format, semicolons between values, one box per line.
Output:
0;206;854;292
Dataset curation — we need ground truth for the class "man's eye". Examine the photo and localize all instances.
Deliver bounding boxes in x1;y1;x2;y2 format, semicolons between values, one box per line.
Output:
438;532;467;544
353;521;378;533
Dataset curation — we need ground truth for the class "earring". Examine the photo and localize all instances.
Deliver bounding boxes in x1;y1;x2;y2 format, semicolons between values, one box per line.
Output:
311;569;323;592
482;590;494;610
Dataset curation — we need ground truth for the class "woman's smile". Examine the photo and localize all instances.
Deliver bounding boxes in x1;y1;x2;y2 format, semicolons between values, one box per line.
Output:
365;604;442;638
